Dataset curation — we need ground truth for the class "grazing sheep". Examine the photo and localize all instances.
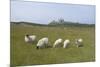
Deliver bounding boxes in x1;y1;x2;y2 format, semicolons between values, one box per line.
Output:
53;38;63;48
75;38;83;47
25;34;36;43
63;39;70;48
36;37;48;49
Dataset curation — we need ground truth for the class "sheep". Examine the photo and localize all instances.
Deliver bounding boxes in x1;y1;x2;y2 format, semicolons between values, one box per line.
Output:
53;38;63;48
36;37;48;49
25;34;36;43
75;38;83;47
63;39;70;48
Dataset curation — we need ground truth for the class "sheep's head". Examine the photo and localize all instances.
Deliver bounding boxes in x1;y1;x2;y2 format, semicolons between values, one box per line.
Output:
36;46;39;50
26;34;29;37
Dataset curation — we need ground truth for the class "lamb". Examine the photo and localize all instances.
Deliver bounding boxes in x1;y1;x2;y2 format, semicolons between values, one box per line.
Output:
75;38;83;47
63;39;70;48
25;34;36;43
53;38;63;48
36;37;48;49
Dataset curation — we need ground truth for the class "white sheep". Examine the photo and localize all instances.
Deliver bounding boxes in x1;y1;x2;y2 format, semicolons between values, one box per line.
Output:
36;37;48;49
63;39;70;48
75;38;83;47
53;38;63;48
25;34;36;43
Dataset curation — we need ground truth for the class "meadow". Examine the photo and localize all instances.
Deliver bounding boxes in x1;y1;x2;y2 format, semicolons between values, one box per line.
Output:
10;23;95;66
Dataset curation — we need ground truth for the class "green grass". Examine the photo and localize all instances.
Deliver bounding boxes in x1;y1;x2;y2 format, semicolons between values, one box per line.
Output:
10;24;95;66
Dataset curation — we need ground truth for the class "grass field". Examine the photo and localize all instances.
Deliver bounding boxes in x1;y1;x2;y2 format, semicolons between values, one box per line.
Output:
10;23;95;66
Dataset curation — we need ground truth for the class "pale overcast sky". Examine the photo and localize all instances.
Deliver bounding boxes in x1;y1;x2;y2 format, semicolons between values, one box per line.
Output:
11;1;95;24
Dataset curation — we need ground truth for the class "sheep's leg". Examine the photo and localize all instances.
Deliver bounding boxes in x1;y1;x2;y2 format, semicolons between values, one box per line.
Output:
77;44;79;47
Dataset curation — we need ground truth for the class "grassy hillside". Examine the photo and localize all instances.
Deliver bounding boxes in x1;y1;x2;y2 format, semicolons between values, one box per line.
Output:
10;22;95;66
